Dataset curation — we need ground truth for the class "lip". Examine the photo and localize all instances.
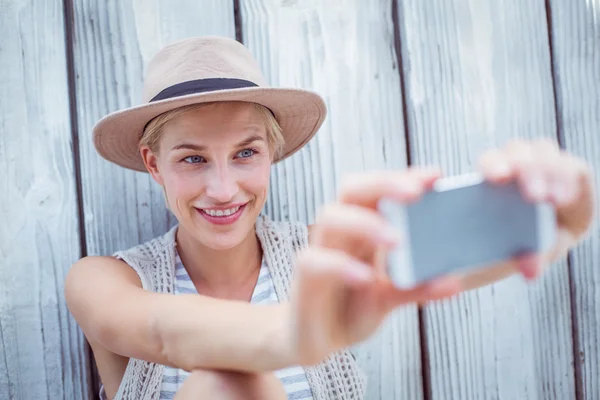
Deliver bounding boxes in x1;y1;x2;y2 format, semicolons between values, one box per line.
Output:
195;203;247;225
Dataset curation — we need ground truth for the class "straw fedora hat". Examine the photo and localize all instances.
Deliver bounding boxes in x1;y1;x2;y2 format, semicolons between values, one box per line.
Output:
92;36;327;172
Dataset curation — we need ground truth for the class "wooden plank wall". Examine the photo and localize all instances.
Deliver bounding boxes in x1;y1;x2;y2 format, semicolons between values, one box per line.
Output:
71;0;235;256
548;0;600;398
69;0;236;395
0;0;93;399
396;1;576;399
239;2;423;399
0;0;598;399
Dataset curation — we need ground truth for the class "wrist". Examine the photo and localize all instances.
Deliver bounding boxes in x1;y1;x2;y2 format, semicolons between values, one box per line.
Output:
262;303;298;370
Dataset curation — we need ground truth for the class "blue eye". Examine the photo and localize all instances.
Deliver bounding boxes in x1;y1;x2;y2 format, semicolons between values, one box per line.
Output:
237;149;256;158
183;155;205;164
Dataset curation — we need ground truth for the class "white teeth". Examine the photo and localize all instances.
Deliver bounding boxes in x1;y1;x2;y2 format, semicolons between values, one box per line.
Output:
203;206;241;217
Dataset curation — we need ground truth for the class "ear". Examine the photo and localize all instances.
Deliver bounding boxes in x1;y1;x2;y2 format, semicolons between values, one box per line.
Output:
140;145;164;186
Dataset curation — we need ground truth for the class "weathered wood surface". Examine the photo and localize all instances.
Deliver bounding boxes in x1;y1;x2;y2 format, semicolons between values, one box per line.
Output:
396;1;576;399
240;1;423;399
71;0;235;258
549;0;600;398
0;0;92;399
1;0;598;399
70;1;235;396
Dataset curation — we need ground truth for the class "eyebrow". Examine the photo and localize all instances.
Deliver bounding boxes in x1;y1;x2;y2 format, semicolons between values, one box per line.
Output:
170;135;266;152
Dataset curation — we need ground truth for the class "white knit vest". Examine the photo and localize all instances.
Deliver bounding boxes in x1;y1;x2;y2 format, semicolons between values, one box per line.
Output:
110;214;367;400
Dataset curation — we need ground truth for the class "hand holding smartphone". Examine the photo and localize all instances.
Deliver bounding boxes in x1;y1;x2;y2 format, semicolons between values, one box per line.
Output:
378;172;557;288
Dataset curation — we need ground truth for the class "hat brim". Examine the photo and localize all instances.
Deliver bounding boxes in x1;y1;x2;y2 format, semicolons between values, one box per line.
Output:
92;86;327;172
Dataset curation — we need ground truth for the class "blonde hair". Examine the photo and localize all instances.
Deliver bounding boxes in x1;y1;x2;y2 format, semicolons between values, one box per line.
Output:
140;102;285;160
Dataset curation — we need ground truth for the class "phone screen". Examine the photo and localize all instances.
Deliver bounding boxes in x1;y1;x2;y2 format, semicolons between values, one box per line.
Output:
379;178;556;287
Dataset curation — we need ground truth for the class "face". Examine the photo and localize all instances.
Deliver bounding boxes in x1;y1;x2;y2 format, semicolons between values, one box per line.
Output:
141;102;272;250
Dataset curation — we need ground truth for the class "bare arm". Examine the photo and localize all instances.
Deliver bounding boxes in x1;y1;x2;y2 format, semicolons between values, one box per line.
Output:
64;256;295;374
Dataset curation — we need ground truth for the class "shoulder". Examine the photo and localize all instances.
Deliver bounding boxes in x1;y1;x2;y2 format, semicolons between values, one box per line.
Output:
113;225;178;262
66;255;142;289
64;256;143;326
74;225;179;294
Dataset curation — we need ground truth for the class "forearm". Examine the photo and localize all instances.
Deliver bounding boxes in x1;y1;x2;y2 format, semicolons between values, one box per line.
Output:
151;294;296;373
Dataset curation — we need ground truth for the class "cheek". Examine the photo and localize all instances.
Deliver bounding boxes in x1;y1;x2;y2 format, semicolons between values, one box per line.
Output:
240;160;271;197
163;170;202;202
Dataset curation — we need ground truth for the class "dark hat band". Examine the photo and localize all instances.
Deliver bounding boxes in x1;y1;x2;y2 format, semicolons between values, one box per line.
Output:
149;78;259;102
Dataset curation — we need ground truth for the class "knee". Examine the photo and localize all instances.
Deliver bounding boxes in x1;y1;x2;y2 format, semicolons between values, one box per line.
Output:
174;369;286;400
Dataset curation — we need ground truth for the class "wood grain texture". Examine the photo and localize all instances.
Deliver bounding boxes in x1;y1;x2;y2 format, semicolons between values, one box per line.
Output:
397;1;575;399
70;1;235;396
71;0;236;257
240;1;422;399
0;0;92;399
548;0;600;398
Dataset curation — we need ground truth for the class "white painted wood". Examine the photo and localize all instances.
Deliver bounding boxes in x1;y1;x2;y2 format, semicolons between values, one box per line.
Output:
70;0;235;395
71;0;236;256
397;1;576;399
0;0;92;399
549;0;600;398
240;1;422;399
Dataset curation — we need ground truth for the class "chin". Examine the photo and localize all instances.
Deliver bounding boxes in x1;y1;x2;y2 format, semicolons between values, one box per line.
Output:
195;217;257;251
202;231;247;250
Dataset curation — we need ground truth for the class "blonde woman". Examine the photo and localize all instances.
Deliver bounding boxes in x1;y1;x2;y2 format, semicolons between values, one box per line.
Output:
65;36;595;400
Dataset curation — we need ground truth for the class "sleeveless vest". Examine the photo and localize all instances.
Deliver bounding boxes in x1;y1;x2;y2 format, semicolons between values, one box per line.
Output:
109;215;367;400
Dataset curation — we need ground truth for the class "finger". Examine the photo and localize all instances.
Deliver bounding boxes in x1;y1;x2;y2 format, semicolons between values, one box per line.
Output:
381;274;464;309
413;168;444;189
292;247;374;360
338;167;442;209
314;203;401;248
513;253;543;281
478;148;513;183
504;139;548;202
557;157;594;238
295;247;375;286
549;154;584;206
523;139;562;203
371;244;389;276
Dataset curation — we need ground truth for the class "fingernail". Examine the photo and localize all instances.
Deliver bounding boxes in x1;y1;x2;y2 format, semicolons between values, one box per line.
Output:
345;263;374;283
520;263;539;281
552;181;575;205
379;226;402;245
517;254;540;280
395;180;421;198
527;175;547;200
494;160;511;177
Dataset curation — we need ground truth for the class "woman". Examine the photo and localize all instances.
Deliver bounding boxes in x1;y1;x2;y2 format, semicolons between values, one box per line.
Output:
65;36;595;400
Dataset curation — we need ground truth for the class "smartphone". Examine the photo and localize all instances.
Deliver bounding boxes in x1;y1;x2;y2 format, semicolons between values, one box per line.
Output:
378;172;556;288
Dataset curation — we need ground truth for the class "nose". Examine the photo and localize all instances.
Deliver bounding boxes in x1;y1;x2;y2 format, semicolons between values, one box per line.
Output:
205;163;239;203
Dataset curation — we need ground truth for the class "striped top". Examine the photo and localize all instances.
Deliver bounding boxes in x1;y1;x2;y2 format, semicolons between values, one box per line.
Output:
159;252;314;400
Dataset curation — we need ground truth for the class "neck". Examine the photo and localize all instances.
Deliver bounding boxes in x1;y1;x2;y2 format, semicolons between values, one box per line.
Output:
175;224;262;289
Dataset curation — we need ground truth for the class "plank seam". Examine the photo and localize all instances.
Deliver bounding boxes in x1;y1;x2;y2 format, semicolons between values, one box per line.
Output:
543;1;582;400
0;315;13;398
234;0;244;43
61;0;96;398
392;1;429;399
392;0;413;167
61;0;88;259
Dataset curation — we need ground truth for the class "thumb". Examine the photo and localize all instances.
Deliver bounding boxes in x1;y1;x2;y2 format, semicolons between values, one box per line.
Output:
515;252;544;281
383;275;464;309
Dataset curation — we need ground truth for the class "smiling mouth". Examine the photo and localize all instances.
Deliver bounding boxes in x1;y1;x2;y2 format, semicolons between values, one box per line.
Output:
196;203;248;225
199;205;242;217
